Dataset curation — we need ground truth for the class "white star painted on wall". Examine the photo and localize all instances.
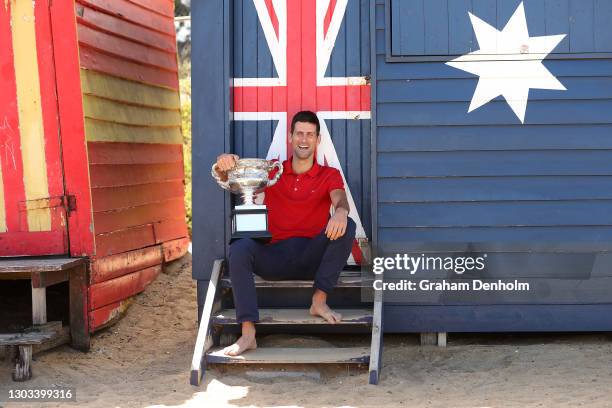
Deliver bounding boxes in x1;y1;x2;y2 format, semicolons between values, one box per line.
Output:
446;2;566;123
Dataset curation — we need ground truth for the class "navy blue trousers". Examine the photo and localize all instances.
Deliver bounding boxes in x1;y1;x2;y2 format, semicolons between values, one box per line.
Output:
228;218;356;323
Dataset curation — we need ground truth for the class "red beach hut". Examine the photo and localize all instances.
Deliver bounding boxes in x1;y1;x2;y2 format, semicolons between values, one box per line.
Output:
0;0;187;346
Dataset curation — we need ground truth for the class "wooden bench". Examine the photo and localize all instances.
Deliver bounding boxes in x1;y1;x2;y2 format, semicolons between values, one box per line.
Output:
0;257;89;381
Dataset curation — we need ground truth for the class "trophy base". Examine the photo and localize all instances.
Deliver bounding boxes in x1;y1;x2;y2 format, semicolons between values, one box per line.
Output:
230;205;273;244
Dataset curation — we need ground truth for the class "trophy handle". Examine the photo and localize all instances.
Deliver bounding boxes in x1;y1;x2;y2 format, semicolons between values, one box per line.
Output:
267;161;283;187
211;163;231;190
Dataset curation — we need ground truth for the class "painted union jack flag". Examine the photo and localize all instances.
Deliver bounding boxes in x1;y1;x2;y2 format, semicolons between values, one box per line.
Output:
232;0;371;263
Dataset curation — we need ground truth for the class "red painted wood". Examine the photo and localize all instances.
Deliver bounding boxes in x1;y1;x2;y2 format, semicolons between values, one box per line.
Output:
88;299;129;331
79;45;179;89
93;197;185;234
76;5;175;54
263;0;279;38
35;0;69;244
0;3;26;235
77;23;178;72
153;217;188;243
91;180;185;212
50;0;95;257
162;237;189;262
233;85;370;113
125;0;174;18
87;142;182;165
0;232;67;256
78;0;175;36
89;162;184;188
89;264;161;309
90;245;163;284
95;224;156;257
323;0;337;37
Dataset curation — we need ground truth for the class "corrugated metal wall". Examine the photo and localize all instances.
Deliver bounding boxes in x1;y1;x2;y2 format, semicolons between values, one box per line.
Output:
374;0;612;331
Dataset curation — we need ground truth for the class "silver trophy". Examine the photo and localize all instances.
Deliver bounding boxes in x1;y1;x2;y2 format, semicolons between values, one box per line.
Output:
212;158;283;241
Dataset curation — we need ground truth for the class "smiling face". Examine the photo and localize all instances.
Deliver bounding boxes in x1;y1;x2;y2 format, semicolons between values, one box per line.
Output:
289;121;320;160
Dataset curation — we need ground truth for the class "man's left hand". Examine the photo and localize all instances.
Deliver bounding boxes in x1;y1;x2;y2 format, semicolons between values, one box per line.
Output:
325;208;348;240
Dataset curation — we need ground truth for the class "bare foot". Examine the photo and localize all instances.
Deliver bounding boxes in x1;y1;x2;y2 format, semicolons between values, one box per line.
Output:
309;303;342;324
222;335;257;356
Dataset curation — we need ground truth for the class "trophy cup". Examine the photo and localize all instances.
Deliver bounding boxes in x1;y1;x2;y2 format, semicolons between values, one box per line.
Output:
212;158;283;242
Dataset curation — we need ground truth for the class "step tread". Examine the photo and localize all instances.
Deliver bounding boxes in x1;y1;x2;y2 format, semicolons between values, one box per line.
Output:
206;346;370;364
220;270;373;289
213;308;373;325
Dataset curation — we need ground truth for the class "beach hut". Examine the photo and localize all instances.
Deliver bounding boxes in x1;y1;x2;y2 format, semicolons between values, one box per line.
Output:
192;0;612;383
1;0;187;379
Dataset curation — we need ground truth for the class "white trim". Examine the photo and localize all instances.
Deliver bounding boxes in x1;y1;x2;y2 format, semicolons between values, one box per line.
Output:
317;76;369;86
253;0;287;86
317;116;367;239
232;77;285;87
318;111;371;120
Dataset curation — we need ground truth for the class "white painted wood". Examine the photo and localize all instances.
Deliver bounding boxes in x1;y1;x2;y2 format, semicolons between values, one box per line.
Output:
213;308;372;325
206;346;370;364
31;287;47;325
420;332;438;345
437;332;448;348
369;270;383;385
190;259;223;386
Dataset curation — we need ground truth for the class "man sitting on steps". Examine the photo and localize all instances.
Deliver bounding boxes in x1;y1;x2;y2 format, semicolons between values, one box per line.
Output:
213;110;357;357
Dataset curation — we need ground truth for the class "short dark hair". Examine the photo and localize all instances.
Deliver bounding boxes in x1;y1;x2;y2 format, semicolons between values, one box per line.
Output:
290;110;320;134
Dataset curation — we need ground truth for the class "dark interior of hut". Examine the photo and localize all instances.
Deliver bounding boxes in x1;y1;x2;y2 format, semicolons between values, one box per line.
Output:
0;281;69;333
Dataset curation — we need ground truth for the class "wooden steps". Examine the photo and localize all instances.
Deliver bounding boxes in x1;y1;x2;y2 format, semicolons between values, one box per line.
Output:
190;260;384;386
206;346;370;364
220;270;373;289
212;308;373;326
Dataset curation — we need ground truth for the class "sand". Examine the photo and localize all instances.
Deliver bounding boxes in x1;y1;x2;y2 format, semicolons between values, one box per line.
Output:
1;253;612;408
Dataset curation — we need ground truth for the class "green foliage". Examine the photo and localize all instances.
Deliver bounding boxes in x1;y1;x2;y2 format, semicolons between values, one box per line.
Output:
180;73;192;236
174;0;189;16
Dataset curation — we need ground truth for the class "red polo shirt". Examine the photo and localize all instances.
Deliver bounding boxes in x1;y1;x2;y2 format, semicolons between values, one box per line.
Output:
264;159;344;243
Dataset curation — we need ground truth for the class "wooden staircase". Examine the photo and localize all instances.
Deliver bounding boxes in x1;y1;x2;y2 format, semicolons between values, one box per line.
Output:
191;259;383;385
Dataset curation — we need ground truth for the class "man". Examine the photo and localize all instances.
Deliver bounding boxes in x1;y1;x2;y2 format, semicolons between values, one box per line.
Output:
214;110;356;356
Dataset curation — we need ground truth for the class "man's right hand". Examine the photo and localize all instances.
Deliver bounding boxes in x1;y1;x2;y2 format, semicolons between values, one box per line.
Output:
215;153;240;173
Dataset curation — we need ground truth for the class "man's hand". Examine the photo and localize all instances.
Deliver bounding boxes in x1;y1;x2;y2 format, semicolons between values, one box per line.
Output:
325;207;348;240
216;153;239;172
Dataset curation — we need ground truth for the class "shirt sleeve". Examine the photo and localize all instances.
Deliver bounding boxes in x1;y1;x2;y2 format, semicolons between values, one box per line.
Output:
327;168;345;193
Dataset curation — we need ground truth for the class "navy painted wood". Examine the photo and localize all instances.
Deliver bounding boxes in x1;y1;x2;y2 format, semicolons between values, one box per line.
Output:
390;0;612;57
379;226;612;248
232;0;372;239
377;125;612;151
378;150;612;177
383;304;612;332
375;0;612;331
379;201;612;228
379;176;612;202
192;0;230;280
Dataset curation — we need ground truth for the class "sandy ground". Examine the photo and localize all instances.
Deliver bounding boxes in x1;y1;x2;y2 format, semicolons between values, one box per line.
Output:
1;254;612;408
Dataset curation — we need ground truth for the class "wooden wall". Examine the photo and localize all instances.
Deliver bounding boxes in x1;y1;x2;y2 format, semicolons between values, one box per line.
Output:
74;0;188;331
374;0;612;331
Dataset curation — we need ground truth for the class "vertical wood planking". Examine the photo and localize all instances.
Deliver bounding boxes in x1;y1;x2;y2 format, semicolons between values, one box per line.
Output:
569;0;595;52
424;0;449;55
11;0;51;232
449;0;473;54
594;0;612;52
400;0;424;55
525;0;546;36
545;0;570;52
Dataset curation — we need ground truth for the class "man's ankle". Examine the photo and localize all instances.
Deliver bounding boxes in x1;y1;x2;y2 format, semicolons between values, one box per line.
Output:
241;321;256;338
312;288;328;305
